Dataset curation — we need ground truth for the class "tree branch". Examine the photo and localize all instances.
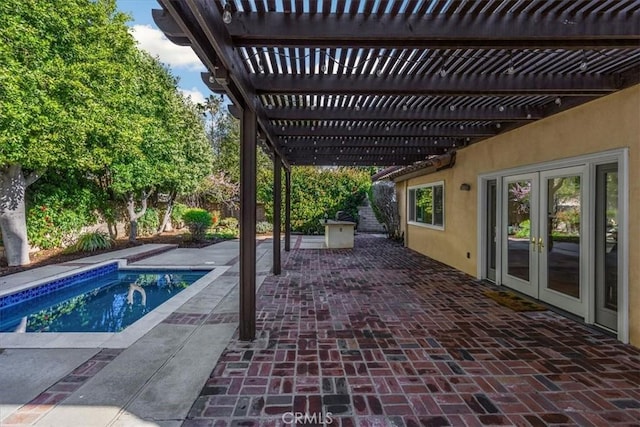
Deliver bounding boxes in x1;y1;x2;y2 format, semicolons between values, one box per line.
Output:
25;170;45;187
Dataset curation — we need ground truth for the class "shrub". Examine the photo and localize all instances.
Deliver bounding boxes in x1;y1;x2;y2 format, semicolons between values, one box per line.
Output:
171;203;189;228
219;217;239;229
515;219;531;238
69;232;113;253
26;173;100;249
256;221;273;234
137;208;160;236
369;182;402;241
208;229;238;240
183;209;213;241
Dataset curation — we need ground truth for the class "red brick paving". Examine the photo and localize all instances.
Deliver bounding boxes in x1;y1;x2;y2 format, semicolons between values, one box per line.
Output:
185;235;639;426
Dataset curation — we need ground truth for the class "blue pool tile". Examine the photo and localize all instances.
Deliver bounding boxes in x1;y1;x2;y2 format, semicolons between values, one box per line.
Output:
0;262;119;309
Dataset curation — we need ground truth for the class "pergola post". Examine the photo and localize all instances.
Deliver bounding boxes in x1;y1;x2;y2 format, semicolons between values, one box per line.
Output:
273;154;282;275
285;168;291;252
239;108;257;341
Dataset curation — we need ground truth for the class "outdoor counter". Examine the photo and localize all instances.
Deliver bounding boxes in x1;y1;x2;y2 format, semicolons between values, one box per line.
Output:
321;220;356;249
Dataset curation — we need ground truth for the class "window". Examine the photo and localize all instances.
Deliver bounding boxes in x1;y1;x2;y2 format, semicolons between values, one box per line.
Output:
408;182;444;229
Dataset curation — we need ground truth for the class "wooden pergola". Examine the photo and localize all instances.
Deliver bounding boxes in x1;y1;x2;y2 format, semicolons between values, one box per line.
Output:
154;0;640;340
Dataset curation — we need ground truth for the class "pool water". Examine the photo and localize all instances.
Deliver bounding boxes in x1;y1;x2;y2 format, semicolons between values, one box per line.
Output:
0;270;208;333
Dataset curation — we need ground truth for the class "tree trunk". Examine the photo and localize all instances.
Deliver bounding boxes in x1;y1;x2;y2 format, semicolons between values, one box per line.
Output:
158;191;176;234
0;164;41;266
125;190;152;243
107;221;118;240
129;220;138;242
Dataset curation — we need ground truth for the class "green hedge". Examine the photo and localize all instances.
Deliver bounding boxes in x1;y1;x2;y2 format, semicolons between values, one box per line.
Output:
260;167;370;234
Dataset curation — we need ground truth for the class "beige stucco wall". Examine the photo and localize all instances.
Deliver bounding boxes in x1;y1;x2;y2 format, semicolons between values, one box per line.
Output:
397;85;640;345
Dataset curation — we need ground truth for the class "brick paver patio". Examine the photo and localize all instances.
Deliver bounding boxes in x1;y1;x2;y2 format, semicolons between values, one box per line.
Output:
185;235;639;426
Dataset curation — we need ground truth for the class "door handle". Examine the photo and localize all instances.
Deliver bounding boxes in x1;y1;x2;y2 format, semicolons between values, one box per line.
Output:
538;237;544;252
531;238;537;251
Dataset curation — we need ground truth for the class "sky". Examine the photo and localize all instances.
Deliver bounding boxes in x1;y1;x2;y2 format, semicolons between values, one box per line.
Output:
116;0;209;104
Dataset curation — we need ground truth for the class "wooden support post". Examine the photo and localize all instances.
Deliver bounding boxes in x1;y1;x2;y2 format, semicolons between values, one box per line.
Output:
239;108;257;341
285;168;291;252
273;154;282;275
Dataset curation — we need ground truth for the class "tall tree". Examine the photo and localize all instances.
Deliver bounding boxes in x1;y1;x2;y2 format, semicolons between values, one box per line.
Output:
0;0;137;265
156;94;214;233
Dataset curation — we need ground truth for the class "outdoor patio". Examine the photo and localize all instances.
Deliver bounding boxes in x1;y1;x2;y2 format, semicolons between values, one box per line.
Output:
186;235;640;426
1;234;639;426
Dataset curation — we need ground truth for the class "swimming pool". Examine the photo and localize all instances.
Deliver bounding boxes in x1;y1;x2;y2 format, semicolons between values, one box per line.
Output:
0;265;208;333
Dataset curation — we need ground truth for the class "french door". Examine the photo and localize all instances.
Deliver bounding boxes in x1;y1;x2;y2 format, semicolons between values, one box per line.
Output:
501;166;586;316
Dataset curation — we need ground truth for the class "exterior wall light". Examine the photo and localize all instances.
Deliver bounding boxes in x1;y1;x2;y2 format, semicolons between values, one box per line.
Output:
460;183;471;191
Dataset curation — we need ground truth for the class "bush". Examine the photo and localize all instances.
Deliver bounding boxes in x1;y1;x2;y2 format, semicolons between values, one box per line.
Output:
219;217;239;229
171;203;189;228
69;232;113;253
26;173;101;249
369;182;402;241
183;209;213;241
514;219;531;238
256;221;273;234
208;229;238;240
137;208;159;236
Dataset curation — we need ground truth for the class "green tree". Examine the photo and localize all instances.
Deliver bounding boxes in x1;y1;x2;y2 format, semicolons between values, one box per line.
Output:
94;53;212;242
156;95;214;233
0;0;137;265
202;95;273;211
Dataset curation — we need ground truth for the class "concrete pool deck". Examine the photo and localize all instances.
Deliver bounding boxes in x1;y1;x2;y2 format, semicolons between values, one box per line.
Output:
0;238;275;426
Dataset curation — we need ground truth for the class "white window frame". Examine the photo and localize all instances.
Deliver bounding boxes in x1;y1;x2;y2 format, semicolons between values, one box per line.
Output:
407;181;445;230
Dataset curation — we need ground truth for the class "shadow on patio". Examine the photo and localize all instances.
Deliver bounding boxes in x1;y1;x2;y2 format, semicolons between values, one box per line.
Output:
186;235;640;426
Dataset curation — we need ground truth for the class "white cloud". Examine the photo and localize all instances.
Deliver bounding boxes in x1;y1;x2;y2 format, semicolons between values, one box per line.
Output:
130;24;204;71
179;87;207;104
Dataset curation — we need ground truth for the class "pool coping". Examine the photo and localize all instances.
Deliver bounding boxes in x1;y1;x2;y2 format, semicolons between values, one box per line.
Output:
0;261;229;349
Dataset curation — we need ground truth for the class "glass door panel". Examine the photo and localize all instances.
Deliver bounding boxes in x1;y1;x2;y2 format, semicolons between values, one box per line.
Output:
487;180;497;281
539;166;585;316
595;164;618;330
501;174;538;297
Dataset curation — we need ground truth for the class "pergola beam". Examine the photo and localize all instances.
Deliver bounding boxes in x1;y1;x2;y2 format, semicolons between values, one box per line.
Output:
265;106;542;121
288;153;441;165
225;12;640;49
281;138;461;148
273;125;496;138
252;74;619;96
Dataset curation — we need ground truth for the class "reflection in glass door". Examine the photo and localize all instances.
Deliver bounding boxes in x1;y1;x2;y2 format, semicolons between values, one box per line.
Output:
501;174;538;297
595;164;618;331
539;167;585;316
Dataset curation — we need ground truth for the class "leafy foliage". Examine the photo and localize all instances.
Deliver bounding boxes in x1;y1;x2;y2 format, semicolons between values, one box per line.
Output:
218;217;239;230
183;209;212;241
171;203;189;227
208;229;238;240
256;221;273;234
25;173;101;249
137;208;160;236
514;219;531;238
69;231;113;252
369;182;402;241
272;167;370;234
